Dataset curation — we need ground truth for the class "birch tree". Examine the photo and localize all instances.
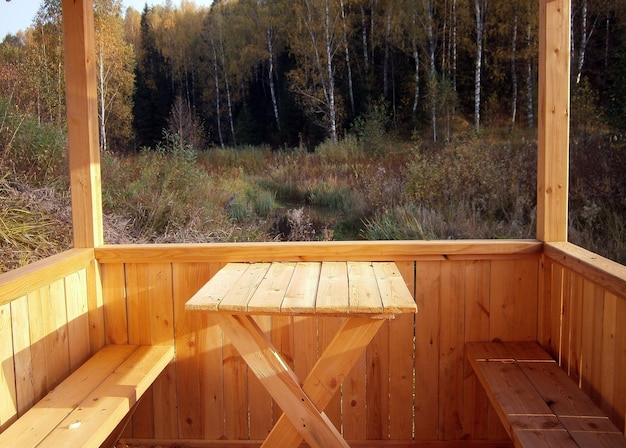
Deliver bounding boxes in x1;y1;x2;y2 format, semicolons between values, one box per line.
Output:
474;0;487;132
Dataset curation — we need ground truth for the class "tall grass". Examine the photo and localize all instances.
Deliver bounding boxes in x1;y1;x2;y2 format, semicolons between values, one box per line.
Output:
2;96;625;268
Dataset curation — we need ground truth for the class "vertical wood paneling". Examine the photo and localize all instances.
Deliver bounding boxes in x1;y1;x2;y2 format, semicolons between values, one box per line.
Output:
65;269;90;369
614;294;626;432
366;319;389;440
414;261;441;440
43;279;71;389
317;316;342;429
0;302;16;430
26;289;47;403
10;296;34;416
101;263;128;345
147;263;177;439
600;292;617;418
439;261;465;440
463;260;490;439
388;261;414;440
200;263;227;440
580;279;604;404
172;262;214;439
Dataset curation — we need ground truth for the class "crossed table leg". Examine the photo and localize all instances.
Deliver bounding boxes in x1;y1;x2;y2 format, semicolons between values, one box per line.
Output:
212;313;386;448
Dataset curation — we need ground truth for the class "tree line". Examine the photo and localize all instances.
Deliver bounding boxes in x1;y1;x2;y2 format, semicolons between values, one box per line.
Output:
1;0;625;152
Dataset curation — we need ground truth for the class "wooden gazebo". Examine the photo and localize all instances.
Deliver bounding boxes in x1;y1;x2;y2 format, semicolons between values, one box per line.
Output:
0;0;625;447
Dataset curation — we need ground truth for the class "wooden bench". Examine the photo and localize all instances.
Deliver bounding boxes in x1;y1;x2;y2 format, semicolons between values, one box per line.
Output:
0;344;174;448
467;341;626;448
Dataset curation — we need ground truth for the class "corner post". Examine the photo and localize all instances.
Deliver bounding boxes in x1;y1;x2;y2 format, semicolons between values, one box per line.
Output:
537;0;571;242
62;0;104;248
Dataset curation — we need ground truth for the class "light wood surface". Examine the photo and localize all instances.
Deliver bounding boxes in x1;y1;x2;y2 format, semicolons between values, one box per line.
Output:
186;261;417;447
186;261;417;318
0;344;174;448
467;341;626;447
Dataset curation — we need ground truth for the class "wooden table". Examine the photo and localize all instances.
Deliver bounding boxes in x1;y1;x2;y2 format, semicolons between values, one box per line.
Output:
185;261;417;448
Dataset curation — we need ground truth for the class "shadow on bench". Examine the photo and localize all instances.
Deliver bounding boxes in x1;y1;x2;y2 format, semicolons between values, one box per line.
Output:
0;344;174;448
467;341;626;448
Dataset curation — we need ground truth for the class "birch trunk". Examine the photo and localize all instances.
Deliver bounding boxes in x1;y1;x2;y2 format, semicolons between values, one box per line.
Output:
266;27;281;130
526;19;534;128
340;0;355;115
511;13;518;129
474;0;486;132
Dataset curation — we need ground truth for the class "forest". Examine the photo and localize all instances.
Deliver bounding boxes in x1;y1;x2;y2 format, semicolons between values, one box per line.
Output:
1;0;626;271
1;0;625;150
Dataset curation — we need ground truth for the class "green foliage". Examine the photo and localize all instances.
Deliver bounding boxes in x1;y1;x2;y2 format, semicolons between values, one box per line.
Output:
0;99;67;185
351;98;394;155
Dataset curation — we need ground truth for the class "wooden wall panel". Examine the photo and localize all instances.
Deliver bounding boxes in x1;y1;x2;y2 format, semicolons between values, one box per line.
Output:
543;243;626;434
92;244;545;443
0;253;94;434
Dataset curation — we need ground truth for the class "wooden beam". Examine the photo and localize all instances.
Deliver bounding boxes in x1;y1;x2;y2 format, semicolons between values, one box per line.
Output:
62;0;104;248
537;0;571;242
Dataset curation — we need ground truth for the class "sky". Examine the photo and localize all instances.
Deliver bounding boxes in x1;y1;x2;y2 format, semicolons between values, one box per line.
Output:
0;0;213;39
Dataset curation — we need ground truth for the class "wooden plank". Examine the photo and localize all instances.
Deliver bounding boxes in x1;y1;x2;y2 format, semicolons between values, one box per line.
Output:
489;259;515;340
125;264;151;346
185;263;249;312
0;302;17;430
172;262;213;439
65;269;90;369
214;314;349;448
0;249;94;307
513;258;539;341
413;261;440;440
580;279;603;404
348;262;383;314
0;344;137;447
95;240;543;264
61;0;103;248
613;293;626;433
43;279;71;389
10;296;35;416
439;261;465;439
537;0;571;242
600;292;617;419
463;260;491;439
219;263;270;313
199;262;227;440
372;261;416;315
26;288;48;403
282;262;320;313
247;262;295;313
367;318;389;440
315;262;349;314
102;263;129;345
387;261;414;440
544;242;626;299
147;263;177;439
37;345;174;448
317;315;343;430
86;258;105;353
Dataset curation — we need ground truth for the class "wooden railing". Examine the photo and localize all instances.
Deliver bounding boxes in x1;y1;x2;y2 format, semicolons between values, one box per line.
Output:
95;240;541;443
541;242;626;433
0;249;97;432
2;240;624;444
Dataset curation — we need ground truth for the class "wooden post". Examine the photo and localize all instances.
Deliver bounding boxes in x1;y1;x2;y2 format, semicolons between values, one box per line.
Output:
62;0;104;248
537;0;571;242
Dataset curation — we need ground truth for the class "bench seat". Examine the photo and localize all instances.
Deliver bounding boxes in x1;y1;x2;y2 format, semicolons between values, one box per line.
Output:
467;341;626;448
0;344;174;448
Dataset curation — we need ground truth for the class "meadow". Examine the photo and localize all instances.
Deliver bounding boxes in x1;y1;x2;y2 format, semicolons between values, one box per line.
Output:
1;99;624;272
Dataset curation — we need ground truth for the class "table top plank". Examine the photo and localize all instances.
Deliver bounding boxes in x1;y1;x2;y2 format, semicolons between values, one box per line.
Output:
247;262;295;313
185;263;249;311
281;262;321;313
348;262;384;314
372;261;417;314
185;261;416;318
219;263;271;312
315;262;349;314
